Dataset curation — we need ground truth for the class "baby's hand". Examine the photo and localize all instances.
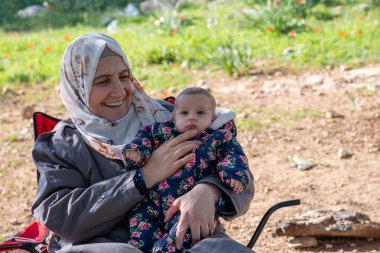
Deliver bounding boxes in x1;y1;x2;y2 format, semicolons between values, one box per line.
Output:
124;149;141;163
229;179;244;193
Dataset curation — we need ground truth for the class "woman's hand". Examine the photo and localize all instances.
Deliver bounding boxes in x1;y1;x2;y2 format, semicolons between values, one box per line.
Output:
140;130;202;189
164;183;221;250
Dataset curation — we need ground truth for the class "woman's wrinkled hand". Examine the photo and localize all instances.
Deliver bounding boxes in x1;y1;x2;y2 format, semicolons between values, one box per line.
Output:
140;130;202;189
164;183;221;250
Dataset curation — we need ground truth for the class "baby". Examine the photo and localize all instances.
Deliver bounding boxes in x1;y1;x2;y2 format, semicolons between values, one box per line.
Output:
123;87;250;253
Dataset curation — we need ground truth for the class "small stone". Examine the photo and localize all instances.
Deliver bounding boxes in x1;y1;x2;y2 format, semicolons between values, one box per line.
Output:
180;60;189;69
305;75;324;86
350;243;356;247
367;238;374;242
2;86;16;95
196;79;205;86
288;155;317;170
274;71;282;76
21;105;35;119
325;244;333;249
167;87;177;95
326;109;344;119
295;146;306;151
283;47;294;55
340;65;351;71
10;218;22;226
287;237;318;249
338;148;352;159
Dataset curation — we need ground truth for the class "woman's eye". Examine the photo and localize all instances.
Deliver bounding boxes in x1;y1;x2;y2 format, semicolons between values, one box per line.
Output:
120;75;130;80
95;79;109;86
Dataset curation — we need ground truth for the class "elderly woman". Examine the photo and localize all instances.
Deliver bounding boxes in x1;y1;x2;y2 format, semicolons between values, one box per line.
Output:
32;33;254;253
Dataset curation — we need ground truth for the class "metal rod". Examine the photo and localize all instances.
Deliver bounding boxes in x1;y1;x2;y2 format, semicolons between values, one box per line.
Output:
246;199;301;249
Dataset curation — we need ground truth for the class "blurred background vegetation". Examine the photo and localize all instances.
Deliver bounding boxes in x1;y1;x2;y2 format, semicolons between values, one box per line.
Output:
0;0;379;92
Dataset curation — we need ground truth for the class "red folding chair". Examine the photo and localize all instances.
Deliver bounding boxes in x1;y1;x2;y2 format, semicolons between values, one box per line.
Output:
1;109;300;252
0;112;60;253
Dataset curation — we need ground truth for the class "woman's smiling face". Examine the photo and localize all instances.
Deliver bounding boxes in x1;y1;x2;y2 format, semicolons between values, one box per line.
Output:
89;55;134;122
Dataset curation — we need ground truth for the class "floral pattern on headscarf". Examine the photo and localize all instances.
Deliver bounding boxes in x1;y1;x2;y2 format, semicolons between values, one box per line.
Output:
60;33;171;159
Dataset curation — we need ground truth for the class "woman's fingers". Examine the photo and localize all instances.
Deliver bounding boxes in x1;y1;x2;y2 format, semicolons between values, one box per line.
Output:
169;130;198;147
172;142;196;158
175;216;189;249
164;199;180;223
172;184;220;249
190;223;201;246
174;153;195;169
200;222;211;239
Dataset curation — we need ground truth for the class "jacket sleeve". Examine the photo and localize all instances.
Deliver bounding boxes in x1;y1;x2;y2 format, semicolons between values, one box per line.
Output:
197;123;254;220
216;132;250;190
31;125;146;243
197;172;254;220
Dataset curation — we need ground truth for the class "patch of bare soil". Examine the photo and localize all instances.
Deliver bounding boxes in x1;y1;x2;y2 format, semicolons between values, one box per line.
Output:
1;64;379;252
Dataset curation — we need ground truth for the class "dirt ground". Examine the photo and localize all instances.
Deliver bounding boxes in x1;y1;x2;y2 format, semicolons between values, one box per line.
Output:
0;64;379;252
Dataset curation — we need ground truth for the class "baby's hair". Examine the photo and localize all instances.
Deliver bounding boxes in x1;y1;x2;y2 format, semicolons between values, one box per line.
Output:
175;87;216;112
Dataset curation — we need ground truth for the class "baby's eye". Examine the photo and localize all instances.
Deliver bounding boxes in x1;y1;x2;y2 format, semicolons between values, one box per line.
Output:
197;111;206;115
180;111;189;115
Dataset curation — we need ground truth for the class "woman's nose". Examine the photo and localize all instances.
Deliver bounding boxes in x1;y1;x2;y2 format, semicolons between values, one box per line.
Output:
110;79;127;97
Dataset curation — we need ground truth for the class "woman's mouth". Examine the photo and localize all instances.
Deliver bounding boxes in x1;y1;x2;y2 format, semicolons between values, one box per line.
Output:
103;100;123;107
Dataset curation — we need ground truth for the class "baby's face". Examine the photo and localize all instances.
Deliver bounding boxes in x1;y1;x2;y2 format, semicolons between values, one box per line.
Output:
173;94;215;134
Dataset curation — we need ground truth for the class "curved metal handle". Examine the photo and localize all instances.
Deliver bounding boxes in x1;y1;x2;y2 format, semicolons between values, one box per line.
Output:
246;199;301;249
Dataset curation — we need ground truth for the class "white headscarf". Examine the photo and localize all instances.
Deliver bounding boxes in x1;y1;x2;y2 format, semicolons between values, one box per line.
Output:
60;33;171;159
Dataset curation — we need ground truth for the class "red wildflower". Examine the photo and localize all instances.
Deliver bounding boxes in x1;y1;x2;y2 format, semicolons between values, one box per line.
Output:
28;44;35;49
45;47;52;53
266;27;273;32
314;27;321;33
161;90;169;98
288;30;297;37
358;16;364;21
276;0;281;3
179;15;185;21
357;29;363;36
64;33;71;42
171;28;178;36
297;0;305;3
339;31;346;37
3;54;10;59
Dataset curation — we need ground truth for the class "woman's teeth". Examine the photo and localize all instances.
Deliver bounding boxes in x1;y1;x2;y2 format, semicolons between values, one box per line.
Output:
104;100;123;107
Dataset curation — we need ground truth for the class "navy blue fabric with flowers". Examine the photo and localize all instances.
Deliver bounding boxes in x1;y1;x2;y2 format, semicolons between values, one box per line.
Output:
123;119;250;253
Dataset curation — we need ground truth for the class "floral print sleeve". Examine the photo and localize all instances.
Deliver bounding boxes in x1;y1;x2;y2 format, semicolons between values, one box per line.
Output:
216;129;250;190
122;124;155;169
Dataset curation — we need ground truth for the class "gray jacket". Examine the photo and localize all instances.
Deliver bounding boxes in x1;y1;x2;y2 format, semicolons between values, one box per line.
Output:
31;120;254;251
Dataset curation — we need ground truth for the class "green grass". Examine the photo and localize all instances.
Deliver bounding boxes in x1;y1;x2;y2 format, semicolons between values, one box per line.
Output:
235;106;324;132
0;1;379;92
7;134;19;142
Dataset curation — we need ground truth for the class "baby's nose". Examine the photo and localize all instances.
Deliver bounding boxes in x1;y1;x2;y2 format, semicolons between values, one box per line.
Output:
188;114;196;121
